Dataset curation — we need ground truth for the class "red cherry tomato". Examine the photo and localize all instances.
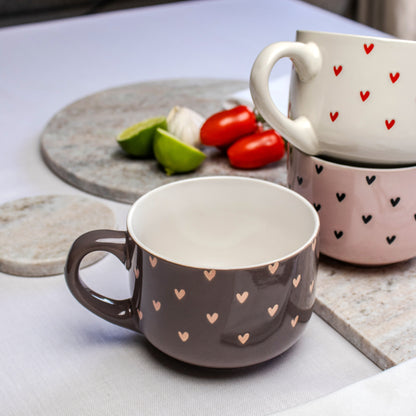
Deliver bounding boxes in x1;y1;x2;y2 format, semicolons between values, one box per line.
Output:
200;105;257;147
227;130;285;169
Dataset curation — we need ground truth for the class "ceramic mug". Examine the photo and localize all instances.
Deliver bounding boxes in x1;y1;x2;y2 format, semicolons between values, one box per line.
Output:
287;146;416;265
250;30;416;166
65;176;319;368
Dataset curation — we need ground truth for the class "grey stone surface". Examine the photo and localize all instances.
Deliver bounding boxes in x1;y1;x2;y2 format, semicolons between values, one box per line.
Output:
0;195;115;277
315;256;416;369
40;79;288;204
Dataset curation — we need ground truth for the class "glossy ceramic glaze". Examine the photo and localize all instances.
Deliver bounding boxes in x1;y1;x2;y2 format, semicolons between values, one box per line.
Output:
287;146;416;265
65;176;320;368
250;30;416;165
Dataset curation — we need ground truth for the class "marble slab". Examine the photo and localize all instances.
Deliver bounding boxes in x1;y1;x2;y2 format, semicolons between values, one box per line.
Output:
40;79;288;204
316;256;416;369
0;195;115;277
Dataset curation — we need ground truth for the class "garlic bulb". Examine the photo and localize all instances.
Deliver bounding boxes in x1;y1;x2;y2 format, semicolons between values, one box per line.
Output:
167;106;205;148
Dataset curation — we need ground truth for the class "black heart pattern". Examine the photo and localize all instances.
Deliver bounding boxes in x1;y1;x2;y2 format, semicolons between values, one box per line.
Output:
336;192;346;202
297;176;303;185
362;215;373;224
315;165;324;174
366;175;376;185
386;235;396;245
390;197;400;207
313;203;321;212
334;230;344;239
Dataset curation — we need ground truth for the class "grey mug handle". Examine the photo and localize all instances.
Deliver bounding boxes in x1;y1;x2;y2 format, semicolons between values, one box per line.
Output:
65;229;136;331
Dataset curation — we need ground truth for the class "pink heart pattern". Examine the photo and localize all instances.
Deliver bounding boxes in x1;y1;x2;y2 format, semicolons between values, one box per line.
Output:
132;246;314;350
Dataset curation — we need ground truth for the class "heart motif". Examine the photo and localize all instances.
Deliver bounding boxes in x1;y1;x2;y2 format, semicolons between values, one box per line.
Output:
297;176;303;185
386;235;396;245
137;309;143;320
334;230;344;239
178;331;189;342
149;256;157;268
134;268;140;279
315;165;324;174
390;197;400;207
330;111;339;122
267;304;279;317
360;90;370;102
236;291;249;303
238;333;250;345
336;192;346;202
364;43;374;54
291;315;299;327
152;300;161;311
333;65;343;76
312;238;317;251
292;274;301;288
362;215;373;224
174;288;186;300
204;269;216;281
309;280;315;293
385;119;395;130
206;313;219;324
268;262;279;274
390;72;400;83
366;175;376;185
313;203;321;212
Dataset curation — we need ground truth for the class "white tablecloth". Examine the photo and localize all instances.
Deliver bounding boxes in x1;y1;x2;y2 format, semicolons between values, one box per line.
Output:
0;0;398;414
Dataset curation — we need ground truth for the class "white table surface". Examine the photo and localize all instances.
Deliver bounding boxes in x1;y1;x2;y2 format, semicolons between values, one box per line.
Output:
0;0;397;414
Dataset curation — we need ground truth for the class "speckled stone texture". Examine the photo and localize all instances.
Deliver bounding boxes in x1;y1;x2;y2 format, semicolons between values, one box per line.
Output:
40;79;288;204
315;256;416;369
0;195;115;277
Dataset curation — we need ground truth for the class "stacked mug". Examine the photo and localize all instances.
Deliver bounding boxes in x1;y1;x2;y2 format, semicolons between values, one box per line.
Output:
250;30;416;266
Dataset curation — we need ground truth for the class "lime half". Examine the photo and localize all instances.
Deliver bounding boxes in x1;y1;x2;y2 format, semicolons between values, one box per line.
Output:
153;128;206;175
117;116;167;157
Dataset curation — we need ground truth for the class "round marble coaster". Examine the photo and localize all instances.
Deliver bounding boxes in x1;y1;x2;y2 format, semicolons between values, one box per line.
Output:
0;195;116;277
40;78;287;204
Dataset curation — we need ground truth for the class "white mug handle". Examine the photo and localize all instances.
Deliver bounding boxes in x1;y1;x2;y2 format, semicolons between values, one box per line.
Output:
250;42;322;155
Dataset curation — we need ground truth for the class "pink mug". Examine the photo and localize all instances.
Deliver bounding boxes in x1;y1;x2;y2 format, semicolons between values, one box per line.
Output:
287;146;416;265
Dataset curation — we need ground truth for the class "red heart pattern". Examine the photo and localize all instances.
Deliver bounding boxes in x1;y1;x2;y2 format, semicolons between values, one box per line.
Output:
364;43;374;54
331;44;401;131
333;65;343;76
389;72;400;83
385;119;395;130
330;112;339;122
360;90;370;102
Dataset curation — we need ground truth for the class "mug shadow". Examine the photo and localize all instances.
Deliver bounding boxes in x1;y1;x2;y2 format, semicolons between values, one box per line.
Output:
319;254;415;277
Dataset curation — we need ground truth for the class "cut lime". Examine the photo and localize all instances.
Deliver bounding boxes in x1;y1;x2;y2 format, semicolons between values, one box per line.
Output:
117;116;167;157
153;128;206;175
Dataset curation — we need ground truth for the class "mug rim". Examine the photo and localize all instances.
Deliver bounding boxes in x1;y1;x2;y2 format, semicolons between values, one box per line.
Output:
295;29;414;44
293;147;416;173
126;176;320;270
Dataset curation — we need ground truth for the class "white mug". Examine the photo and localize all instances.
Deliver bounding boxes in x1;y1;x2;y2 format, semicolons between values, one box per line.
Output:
250;30;416;166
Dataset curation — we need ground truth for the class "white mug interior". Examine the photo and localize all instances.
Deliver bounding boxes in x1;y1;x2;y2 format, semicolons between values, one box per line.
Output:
127;176;319;269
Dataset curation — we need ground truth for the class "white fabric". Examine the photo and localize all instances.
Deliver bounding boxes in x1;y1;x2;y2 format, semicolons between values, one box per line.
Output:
275;357;416;415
